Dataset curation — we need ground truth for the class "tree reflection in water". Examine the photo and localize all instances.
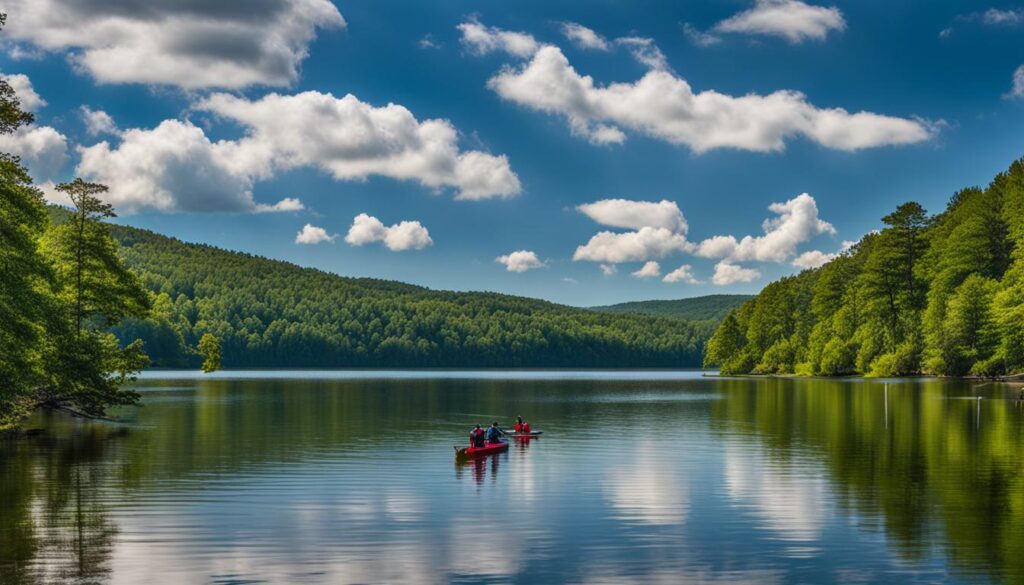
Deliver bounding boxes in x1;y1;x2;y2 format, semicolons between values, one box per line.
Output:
1;421;122;585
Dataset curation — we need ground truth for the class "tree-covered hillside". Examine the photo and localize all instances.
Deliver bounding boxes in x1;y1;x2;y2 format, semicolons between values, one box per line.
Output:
705;158;1024;378
77;215;715;368
591;295;753;323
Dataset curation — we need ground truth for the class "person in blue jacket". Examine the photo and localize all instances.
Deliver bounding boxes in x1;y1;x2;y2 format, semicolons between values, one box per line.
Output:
486;421;505;444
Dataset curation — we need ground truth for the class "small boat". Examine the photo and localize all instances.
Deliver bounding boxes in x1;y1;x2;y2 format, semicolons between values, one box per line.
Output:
506;431;543;438
455;441;509;459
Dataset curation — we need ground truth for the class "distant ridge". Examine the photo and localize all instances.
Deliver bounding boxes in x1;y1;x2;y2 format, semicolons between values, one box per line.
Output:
590;295;754;323
42;208;719;369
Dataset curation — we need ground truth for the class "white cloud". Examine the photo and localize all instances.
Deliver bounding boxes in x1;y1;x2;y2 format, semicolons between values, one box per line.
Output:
3;73;45;111
418;34;441;50
712;261;760;285
792;250;835;269
458;19;540;58
981;8;1024;26
495;250;546;272
614;37;669;70
196;91;520;200
577;199;687;232
791;239;856;269
345;213;433;251
486;46;934;152
696;193;835;263
256;197;304;213
295;224;337;244
4;0;345;89
560;23;611;51
80;106;118;136
713;0;846;43
600;264;617;276
682;23;722;47
632;261;661;279
0;125;69;181
574;227;694;263
1008;65;1024;100
663;264;701;284
75;119;292;213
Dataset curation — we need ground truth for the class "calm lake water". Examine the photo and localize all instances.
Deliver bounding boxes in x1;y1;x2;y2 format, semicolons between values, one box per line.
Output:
3;372;1023;584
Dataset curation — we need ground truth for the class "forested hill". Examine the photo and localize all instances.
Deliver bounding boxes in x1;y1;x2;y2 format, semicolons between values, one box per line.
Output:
705;157;1024;378
57;212;715;368
590;295;753;322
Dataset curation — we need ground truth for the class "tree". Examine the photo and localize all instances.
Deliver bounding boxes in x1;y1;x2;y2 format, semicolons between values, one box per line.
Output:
37;180;151;419
199;333;222;373
704;312;743;372
0;58;52;428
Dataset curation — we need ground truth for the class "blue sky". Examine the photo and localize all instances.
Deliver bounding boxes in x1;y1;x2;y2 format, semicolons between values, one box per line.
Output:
2;0;1023;306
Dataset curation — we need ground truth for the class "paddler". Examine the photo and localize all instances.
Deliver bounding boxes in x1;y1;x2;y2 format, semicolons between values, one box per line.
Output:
486;421;505;444
514;416;525;432
470;424;486;448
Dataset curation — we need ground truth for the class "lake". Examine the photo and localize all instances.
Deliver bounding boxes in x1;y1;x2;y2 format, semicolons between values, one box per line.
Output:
2;372;1023;584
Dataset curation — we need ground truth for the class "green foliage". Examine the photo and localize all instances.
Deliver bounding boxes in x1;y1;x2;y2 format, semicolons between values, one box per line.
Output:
591;294;753;322
705;157;1024;378
83;217;716;368
199;333;221;373
0;156;52;428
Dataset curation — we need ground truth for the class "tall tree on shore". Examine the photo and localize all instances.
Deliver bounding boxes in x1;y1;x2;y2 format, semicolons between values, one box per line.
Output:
39;180;151;418
0;45;54;427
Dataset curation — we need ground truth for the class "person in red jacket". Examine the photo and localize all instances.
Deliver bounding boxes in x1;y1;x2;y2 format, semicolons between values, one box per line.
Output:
469;424;485;448
522;421;531;433
514;416;525;433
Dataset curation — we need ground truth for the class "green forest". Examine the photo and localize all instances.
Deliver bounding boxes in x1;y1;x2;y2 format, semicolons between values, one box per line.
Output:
705;158;1024;378
591;294;753;322
98;215;716;370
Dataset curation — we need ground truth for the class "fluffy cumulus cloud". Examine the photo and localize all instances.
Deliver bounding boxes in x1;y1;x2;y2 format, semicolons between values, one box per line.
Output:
73;91;520;213
577;199;687;232
80;106;118;136
0;125;69;181
3;73;45;111
631;261;661;279
574;227;693;263
344;213;433;251
495;250;546;272
600;264;617;276
486;45;934;151
713;0;846;43
574;197;694;264
791;249;835;269
3;0;345;89
458;19;540;58
696;193;835;263
75;119;292;213
663;264;700;284
560;22;610;51
713;261;760;285
1009;65;1024;100
197;91;520;200
295;223;337;244
791;239;855;269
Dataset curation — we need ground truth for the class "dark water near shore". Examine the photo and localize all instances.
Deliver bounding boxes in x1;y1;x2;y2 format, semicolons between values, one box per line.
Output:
2;372;1023;584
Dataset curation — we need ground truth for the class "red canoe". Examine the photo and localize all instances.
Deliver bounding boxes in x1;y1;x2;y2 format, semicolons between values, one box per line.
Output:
455;441;509;458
